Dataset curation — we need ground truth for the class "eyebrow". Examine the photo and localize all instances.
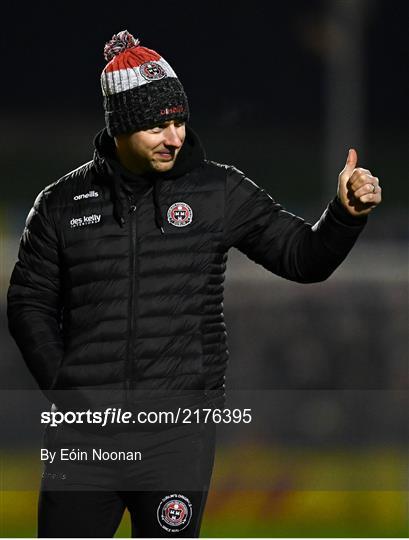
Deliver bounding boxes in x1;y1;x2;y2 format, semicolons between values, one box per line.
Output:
159;120;184;127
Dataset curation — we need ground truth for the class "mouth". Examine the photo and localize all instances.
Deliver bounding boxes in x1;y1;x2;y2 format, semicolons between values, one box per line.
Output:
156;152;175;161
155;149;175;161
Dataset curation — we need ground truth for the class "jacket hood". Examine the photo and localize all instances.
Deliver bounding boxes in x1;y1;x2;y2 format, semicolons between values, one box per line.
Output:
92;125;206;231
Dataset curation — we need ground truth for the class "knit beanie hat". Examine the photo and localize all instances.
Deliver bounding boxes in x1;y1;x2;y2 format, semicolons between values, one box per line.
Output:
101;30;189;136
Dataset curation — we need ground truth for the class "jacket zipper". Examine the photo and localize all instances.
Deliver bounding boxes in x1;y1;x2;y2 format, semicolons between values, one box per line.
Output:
126;194;138;401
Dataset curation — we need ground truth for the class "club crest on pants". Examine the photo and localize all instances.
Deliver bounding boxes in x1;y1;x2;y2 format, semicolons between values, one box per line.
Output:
167;202;193;227
157;493;192;532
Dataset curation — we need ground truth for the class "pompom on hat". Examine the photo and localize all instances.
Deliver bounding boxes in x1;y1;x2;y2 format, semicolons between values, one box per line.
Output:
101;30;189;136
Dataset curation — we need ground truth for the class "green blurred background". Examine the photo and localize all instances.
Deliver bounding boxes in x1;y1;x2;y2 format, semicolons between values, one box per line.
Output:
1;447;407;536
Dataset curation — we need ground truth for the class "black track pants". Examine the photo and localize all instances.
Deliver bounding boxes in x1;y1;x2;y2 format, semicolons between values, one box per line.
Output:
38;489;210;537
38;422;216;537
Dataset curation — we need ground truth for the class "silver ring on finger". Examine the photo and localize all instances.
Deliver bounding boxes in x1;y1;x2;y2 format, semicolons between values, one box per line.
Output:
371;184;376;193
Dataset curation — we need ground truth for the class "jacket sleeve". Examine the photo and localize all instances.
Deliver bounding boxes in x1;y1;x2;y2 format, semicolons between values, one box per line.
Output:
7;188;63;397
224;167;367;283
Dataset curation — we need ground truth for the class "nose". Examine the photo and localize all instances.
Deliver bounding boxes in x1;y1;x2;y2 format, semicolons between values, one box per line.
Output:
163;125;183;148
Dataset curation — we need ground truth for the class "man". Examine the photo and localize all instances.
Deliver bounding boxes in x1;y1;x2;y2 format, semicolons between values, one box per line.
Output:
7;30;382;538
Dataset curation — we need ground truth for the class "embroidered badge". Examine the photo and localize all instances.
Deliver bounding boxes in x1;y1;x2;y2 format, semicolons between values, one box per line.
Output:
167;202;193;228
157;494;192;533
140;61;166;81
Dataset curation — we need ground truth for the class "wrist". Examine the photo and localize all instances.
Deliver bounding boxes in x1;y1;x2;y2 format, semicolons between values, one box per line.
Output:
331;196;368;226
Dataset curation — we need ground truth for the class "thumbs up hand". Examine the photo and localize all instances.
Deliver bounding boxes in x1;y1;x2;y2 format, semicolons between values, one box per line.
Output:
337;149;382;217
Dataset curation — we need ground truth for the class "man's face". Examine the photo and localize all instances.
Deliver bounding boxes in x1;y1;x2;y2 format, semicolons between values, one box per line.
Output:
115;120;186;175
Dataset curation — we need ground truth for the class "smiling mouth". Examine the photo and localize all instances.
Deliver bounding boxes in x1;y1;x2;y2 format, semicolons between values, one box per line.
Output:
156;151;174;160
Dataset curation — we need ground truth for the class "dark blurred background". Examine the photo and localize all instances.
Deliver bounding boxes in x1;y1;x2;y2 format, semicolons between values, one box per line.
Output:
0;0;408;537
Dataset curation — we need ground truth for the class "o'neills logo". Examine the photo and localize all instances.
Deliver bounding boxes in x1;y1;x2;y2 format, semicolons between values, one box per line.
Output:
70;214;101;228
73;190;99;201
160;105;185;116
167;202;193;227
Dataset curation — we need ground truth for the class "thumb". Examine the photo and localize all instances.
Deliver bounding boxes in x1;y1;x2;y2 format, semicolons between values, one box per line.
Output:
341;148;358;177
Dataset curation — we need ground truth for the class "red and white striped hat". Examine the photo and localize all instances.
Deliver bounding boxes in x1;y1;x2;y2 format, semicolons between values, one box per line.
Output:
101;30;189;136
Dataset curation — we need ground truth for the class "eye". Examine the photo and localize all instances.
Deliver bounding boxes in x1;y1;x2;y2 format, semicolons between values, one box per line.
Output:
148;126;163;134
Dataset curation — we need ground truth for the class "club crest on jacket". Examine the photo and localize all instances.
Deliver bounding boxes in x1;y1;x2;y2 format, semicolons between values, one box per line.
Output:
167;202;193;227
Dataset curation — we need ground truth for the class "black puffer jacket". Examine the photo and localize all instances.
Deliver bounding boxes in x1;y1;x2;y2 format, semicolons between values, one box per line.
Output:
7;127;366;410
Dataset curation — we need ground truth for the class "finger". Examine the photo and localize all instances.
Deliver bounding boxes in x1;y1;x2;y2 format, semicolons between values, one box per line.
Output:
341;148;358;177
349;168;373;182
358;191;382;204
353;182;378;198
346;148;358;171
348;171;376;190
